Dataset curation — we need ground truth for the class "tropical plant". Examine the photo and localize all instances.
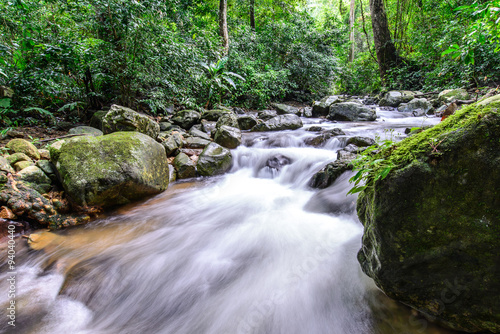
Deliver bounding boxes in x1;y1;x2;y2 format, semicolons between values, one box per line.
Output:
200;57;245;107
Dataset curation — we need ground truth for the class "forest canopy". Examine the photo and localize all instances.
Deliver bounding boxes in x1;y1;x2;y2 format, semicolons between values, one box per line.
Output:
0;0;499;126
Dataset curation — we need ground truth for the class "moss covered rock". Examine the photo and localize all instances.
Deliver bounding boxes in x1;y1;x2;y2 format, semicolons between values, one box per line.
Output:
214;125;241;149
173;152;196;179
16;166;52;194
68;126;103;137
312;96;341;117
251;114;303;132
357;99;500;332
197;142;232;176
328;102;376;122
172;110;201;130
102;105;160;139
51;132;169;208
438;88;470;103
6;138;40;160
271;103;302;116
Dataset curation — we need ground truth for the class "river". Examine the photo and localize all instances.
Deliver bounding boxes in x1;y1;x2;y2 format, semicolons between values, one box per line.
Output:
0;107;460;334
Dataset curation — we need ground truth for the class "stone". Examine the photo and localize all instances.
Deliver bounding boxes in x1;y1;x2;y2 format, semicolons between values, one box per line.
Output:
14;161;34;171
215;112;239;130
0;206;16;219
214;125;242;149
326;128;346;136
237;114;258;130
161;132;184;156
38;149;50;160
304;134;335;147
309;160;352;189
397;98;434;116
6;138;40;160
6;152;32;165
303;107;313;117
90;110;109;130
271;103;302;116
266;155;291;170
171;110;201;130
252;114;303;132
68;126;103;137
346;136;375;147
257;110;278;121
6;130;24;138
159;122;174;131
0;156;14;173
102;104;160;139
312;96;341;117
201;109;228;121
356;99;500;332
306;126;323;132
36;160;56;176
197;143;232;176
379;91;417;107
189;128;211;141
50;132;169;208
184;136;211;149
173;153;196;179
328;102;377;122
201;120;217;136
16;166;52;194
337;144;359;161
438;88;470;103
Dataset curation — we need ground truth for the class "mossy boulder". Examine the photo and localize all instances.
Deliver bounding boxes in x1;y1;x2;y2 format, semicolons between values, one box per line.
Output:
50;132;169;208
201;109;227;121
6;139;40;160
309;160;352;189
379;91;418;107
197;142;232;176
90;110;108;130
312;96;341;117
398;98;434;116
6;153;32;166
102;105;160;139
173;152;196;179
271;103;302;116
68;126;103;137
438;88;470;103
215;111;239;130
172;110;201;130
237;114;258;130
214;125;241;149
14;161;35;171
356;99;500;332
16;166;52;194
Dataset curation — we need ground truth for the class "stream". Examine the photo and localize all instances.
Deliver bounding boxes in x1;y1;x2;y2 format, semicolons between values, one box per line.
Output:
0;107;460;334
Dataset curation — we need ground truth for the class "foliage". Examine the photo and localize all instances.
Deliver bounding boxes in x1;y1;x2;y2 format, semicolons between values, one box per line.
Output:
200;57;245;107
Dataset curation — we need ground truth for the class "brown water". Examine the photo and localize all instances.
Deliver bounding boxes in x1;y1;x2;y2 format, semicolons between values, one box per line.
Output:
0;109;461;334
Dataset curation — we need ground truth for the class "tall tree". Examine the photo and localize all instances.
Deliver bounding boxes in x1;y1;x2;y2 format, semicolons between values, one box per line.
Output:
348;0;356;62
219;0;229;55
369;0;401;79
250;0;256;30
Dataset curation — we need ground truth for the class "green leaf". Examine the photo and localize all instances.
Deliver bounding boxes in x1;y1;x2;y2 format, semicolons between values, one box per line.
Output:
347;185;367;195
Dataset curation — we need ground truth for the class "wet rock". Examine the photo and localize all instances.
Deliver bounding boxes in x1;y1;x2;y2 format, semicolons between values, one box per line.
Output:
266;155;292;170
184;136;211;149
357;100;500;332
161;132;184;156
238;114;258;130
304;134;334;147
50;132;169;208
312;96;341;117
214;125;242;149
252;114;303;132
309;160;353;189
303;107;313;117
363;96;378;105
328;102;376;122
258;110;278;121
215;112;239;130
197;143;232;176
14;161;34;171
173;152;196;179
326;128;346;136
168;164;176;182
16;166;52;194
306;126;323;132
397;98;434;116
171;110;201;130
90;110;108;130
0;156;14;173
189;128;211;141
68;126;103;137
346;136;375;147
438;88;470;103
337;144;359;161
201;109;227;121
102;105;160;139
6;138;40;160
271;103;302;116
379;91;418;107
201;120;217;136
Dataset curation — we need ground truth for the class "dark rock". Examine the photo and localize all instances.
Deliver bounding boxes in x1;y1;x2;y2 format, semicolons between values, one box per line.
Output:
346;136;375;147
172;110;201;130
326;128;346;136
214;125;242;149
159;122;174;131
161;132;184;156
201;109;227;121
215;112;239;130
309;160;352;189
173;152;196;179
189;128;211;141
238;114;258;130
258;110;278;121
184;136;211;149
266;155;292;170
304;134;334;147
271;103;302;116
312;96;341;117
90;110;108;130
328;102;377;122
197;143;232;176
306;126;323;132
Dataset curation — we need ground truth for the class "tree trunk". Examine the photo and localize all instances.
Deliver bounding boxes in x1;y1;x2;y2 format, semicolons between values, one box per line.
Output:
348;0;356;62
250;0;255;30
339;0;345;16
219;0;229;55
369;0;400;79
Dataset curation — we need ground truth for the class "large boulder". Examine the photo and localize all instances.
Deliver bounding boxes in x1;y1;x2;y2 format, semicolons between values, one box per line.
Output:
257;110;278;121
68;126;103;137
438;88;470;103
171;110;201;130
197;143;232;176
215;112;239;130
398;98;434;116
356;100;500;332
50;132;169;208
214;125;241;149
312;96;341;117
271;103;302;116
102;105;160;139
237;114;258;130
328;102;376;122
6;139;40;160
252;114;303;132
379;91;418;107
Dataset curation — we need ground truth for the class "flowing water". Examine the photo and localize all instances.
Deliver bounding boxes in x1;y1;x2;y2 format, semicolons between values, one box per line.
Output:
0;108;459;334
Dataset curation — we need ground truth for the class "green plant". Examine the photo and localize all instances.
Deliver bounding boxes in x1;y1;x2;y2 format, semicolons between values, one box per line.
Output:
200;57;245;107
0;98;17;134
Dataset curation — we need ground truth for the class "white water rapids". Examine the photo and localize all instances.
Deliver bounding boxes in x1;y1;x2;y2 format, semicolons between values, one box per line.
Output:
1;108;459;334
